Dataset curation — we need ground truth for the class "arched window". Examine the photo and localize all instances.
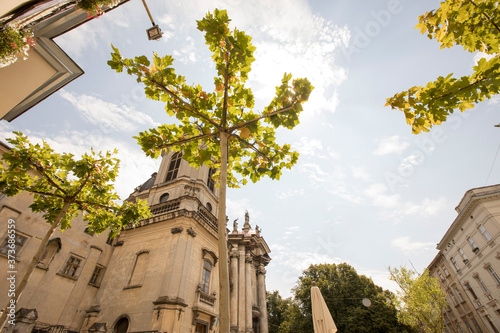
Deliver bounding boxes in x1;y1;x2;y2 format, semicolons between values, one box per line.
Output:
128;251;149;287
113;317;129;333
38;238;61;269
201;260;212;293
166;152;182;182
159;193;170;203
207;168;216;192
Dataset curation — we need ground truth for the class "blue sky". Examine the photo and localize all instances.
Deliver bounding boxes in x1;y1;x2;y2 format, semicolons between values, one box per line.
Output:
2;0;500;297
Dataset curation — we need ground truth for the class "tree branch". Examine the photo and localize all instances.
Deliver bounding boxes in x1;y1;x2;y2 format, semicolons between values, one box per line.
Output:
28;159;68;196
229;134;273;161
227;104;297;133
151;131;220;150
466;0;500;36
149;78;221;129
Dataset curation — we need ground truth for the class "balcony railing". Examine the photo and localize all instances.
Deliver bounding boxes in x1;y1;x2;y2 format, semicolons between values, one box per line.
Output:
150;199;181;215
198;204;218;232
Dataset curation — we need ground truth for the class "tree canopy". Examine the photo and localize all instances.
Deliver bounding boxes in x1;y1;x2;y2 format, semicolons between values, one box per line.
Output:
270;263;411;333
108;9;313;332
108;9;313;187
389;266;447;333
0;132;151;329
385;0;500;134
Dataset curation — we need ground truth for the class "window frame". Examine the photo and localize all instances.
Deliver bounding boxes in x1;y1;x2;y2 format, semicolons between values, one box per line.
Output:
487;266;500;285
478;225;492;242
207;168;216;192
468;237;479;251
201;259;213;294
61;254;83;278
165;152;182;182
89;264;105;287
0;232;28;259
450;256;460;272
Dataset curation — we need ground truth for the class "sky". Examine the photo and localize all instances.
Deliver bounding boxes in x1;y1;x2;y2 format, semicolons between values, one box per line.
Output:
2;0;500;298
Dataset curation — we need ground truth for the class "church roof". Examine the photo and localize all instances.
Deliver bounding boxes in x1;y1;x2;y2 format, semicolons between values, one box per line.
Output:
137;172;157;192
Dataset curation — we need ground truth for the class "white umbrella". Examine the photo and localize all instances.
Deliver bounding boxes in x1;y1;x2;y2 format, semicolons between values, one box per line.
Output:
311;281;338;333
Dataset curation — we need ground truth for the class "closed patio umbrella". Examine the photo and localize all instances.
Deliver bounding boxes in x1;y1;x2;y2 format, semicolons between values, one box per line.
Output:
311;281;338;333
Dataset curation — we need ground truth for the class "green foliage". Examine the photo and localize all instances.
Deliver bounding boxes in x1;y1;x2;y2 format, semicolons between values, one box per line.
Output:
0;132;151;235
389;266;447;333
0;26;36;68
107;9;313;188
385;0;500;134
76;0;120;17
276;263;411;333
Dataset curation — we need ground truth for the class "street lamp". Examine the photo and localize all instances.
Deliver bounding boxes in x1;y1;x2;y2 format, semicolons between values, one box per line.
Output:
141;0;162;40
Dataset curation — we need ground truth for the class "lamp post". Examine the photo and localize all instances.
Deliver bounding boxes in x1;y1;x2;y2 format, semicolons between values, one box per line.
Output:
141;0;162;40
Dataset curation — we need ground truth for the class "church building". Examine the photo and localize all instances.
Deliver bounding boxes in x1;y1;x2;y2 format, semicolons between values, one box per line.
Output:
0;145;271;333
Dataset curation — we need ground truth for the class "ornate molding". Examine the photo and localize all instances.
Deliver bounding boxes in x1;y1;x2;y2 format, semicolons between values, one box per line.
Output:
171;227;183;234
187;227;197;237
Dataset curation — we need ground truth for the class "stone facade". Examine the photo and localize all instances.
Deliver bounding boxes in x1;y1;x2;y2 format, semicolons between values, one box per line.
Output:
429;184;500;333
0;146;271;333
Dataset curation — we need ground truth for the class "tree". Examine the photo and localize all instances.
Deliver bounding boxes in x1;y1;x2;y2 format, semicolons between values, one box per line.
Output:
385;0;500;134
389;266;447;333
280;263;409;333
0;132;151;329
107;9;313;331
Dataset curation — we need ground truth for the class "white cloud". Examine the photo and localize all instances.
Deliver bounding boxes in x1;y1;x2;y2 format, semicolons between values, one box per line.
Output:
275;188;304;199
351;166;370;181
373;135;409;156
294;137;323;157
59;90;159;133
363;183;400;209
391;237;436;255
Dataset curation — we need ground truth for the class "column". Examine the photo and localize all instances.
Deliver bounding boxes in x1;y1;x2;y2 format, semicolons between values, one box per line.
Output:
238;246;246;332
257;264;269;333
230;248;239;331
245;253;252;333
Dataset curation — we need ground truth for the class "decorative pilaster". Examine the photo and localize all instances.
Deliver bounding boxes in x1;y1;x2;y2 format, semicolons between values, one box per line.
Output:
245;253;252;333
257;264;269;333
238;247;246;332
230;248;239;331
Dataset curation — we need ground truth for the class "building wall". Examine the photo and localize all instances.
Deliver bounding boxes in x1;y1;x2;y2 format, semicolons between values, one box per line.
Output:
0;144;114;332
1;148;271;333
433;185;500;333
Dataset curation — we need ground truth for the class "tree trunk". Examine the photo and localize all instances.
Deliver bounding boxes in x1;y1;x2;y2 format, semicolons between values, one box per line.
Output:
218;131;230;333
0;200;71;330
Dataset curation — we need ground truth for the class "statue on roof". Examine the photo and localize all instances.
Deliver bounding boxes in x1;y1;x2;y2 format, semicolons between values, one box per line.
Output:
243;210;251;232
233;218;238;233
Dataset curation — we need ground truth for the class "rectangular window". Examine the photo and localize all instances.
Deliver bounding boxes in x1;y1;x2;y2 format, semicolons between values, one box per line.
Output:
475;275;489;293
488;266;500;285
472;318;485;333
201;260;212;294
450;256;460;272
166;152;182;182
454;286;465;302
459;248;468;262
485;315;499;333
89;265;104;286
0;233;27;257
457;323;464;333
207;168;216;192
62;256;81;277
449;292;458;306
438;270;445;281
464;282;478;300
468;237;479;251
465;321;474;333
442;265;450;276
479;225;492;242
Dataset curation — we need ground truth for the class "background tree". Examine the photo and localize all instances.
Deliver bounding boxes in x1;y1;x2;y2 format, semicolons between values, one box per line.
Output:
385;0;500;134
267;291;293;333
389;266;447;333
278;263;411;333
0;132;151;329
108;9;313;331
